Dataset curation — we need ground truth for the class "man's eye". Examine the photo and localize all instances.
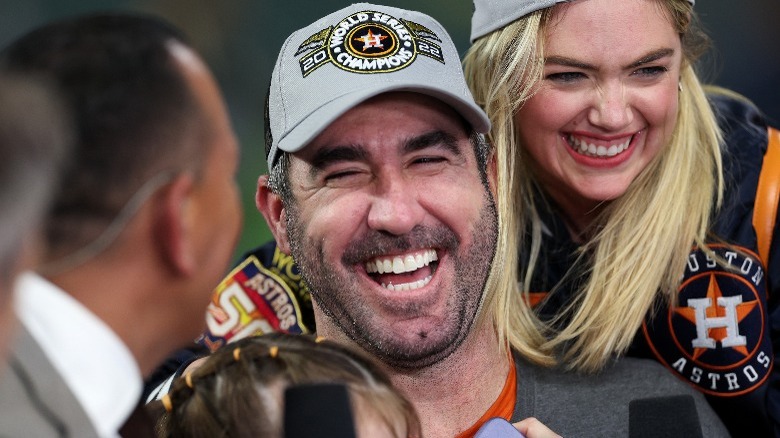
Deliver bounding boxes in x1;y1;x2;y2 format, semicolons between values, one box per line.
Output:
412;156;447;165
324;170;360;181
321;168;372;188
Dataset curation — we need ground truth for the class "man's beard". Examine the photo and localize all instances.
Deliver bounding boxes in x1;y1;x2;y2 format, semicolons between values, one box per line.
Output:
286;191;498;370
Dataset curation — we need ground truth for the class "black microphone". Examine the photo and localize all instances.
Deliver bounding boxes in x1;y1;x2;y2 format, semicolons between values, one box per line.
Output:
283;383;357;438
629;395;703;438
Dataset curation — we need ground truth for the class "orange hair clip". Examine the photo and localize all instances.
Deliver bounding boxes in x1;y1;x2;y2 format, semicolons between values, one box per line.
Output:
162;394;173;412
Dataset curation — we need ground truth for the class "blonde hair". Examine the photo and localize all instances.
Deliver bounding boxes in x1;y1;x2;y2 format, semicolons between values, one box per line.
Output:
463;0;723;372
156;333;421;437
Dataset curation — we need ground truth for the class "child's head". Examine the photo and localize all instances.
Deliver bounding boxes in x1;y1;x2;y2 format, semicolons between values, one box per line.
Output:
156;333;421;437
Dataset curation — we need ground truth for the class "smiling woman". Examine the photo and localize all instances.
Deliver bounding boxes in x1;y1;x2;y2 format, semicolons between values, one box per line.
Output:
464;0;780;435
514;0;684;227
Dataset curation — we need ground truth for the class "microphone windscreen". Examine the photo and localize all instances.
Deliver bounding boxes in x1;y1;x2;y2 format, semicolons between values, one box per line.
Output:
283;383;357;438
475;417;526;438
629;395;703;438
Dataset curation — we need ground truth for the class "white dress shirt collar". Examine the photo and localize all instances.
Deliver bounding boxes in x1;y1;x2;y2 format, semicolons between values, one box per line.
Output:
15;272;142;438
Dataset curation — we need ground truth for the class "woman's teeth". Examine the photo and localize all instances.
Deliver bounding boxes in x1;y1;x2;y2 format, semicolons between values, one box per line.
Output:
568;134;631;158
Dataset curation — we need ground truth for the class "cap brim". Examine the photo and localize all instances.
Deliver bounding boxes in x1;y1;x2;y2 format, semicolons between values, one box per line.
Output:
276;82;491;156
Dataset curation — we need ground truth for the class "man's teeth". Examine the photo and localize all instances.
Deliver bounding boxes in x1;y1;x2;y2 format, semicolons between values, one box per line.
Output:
568;135;631;157
365;249;438;274
382;275;432;291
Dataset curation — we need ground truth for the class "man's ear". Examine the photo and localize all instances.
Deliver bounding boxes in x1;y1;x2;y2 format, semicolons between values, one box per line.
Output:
256;175;291;254
155;173;197;276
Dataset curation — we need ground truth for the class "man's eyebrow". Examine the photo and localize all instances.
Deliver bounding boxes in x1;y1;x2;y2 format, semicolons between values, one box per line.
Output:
544;48;675;71
404;130;462;156
308;145;368;177
305;130;462;177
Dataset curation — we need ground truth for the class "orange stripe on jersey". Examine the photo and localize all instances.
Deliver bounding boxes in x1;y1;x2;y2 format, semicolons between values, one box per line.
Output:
526;292;549;308
754;126;780;268
454;355;517;438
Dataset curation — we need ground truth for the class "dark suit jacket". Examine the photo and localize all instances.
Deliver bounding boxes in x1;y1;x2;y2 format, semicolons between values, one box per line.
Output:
0;326;99;438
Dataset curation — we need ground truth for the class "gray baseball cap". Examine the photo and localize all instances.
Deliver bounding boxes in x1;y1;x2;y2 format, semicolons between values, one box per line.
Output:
266;2;490;168
471;0;695;42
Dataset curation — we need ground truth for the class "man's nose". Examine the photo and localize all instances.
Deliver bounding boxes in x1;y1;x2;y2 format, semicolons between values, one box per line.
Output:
366;175;425;235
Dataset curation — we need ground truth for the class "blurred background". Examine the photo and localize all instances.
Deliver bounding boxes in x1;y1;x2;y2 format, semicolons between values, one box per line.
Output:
1;0;778;261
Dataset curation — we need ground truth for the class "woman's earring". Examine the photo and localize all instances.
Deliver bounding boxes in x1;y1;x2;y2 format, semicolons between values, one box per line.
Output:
678;82;683;92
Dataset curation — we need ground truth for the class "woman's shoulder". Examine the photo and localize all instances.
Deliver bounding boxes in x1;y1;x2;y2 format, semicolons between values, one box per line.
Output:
707;87;775;238
707;86;769;156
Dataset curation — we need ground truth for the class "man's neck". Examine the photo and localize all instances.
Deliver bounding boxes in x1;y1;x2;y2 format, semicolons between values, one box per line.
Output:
315;310;511;438
386;325;510;438
45;256;187;377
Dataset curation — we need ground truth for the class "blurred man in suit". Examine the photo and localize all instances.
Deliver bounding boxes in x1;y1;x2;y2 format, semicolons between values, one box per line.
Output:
0;75;70;363
0;13;241;437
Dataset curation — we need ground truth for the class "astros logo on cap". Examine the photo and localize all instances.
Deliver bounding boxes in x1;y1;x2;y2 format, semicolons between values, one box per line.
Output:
296;10;444;77
643;244;772;397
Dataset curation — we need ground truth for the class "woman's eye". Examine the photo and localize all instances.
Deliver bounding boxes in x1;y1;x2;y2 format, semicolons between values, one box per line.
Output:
546;71;586;83
632;66;667;78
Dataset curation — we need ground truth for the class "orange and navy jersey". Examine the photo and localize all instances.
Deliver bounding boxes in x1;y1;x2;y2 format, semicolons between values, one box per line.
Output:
197;242;315;352
530;93;779;437
142;243;316;401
